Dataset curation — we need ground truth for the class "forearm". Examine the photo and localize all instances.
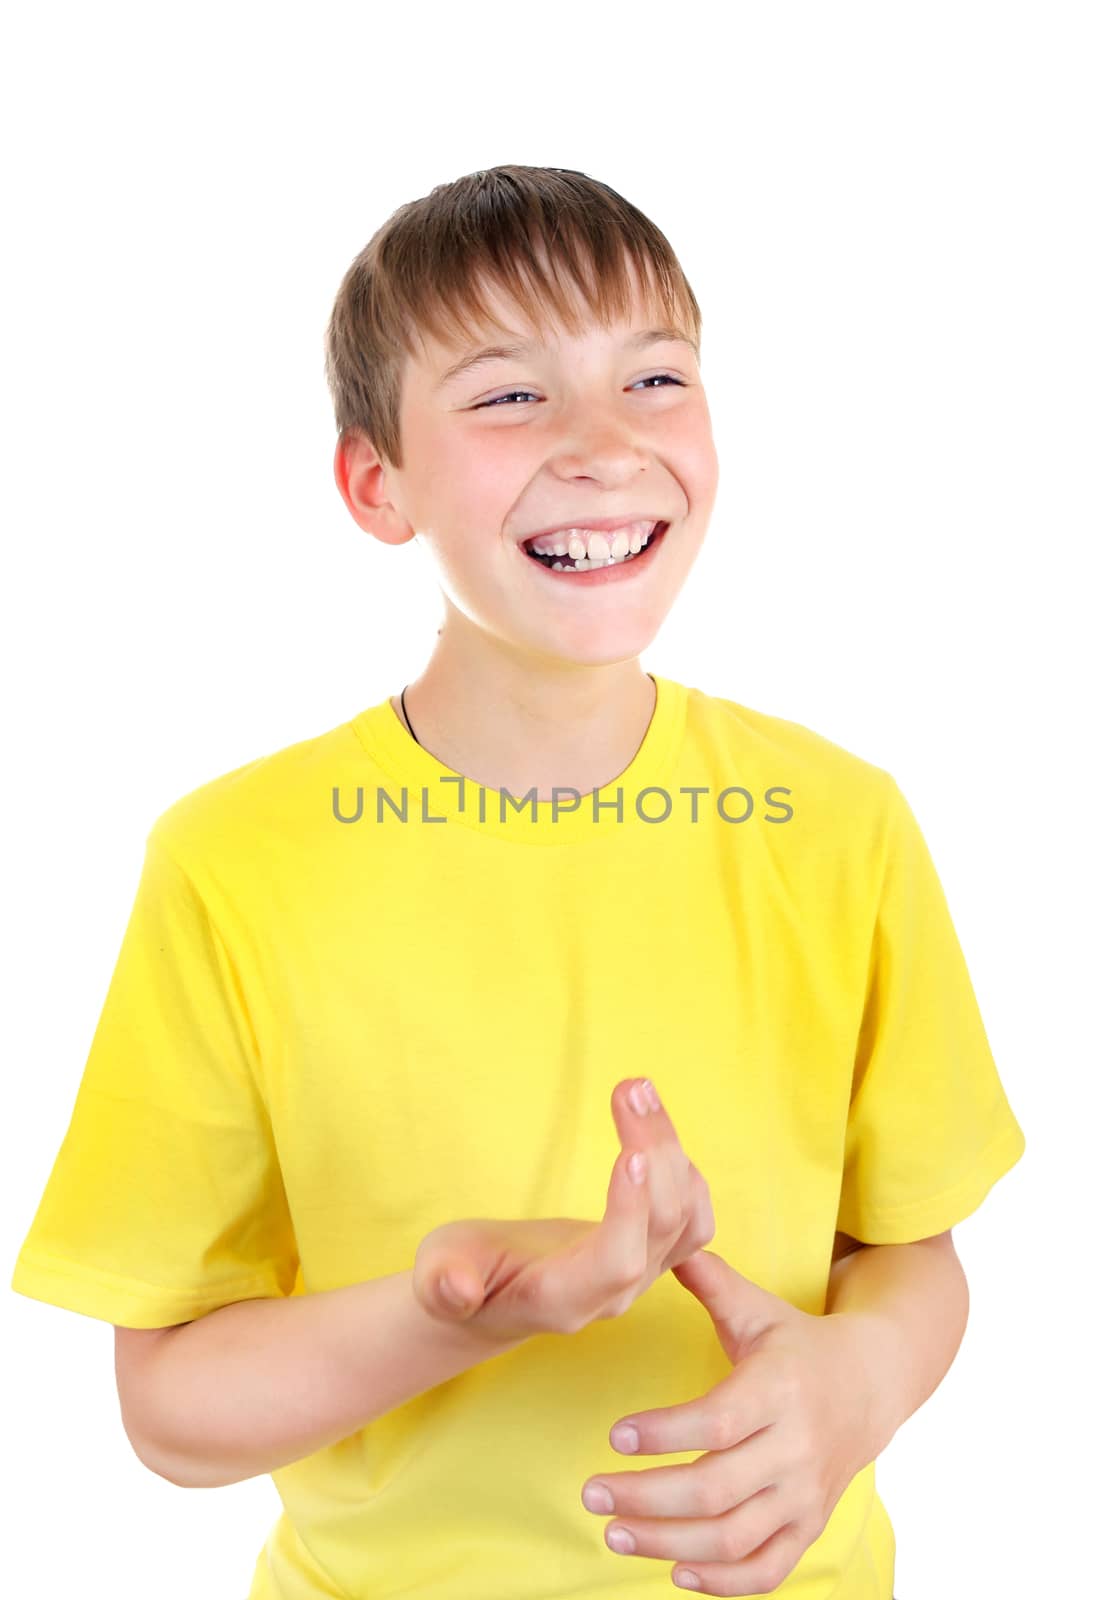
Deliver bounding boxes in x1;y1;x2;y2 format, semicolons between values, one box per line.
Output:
824;1238;970;1453
131;1270;527;1489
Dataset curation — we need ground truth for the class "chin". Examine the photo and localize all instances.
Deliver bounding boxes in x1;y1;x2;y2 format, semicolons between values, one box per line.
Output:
526;618;668;667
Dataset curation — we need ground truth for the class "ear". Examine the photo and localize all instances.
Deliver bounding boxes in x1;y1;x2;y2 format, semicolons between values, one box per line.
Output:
333;429;414;547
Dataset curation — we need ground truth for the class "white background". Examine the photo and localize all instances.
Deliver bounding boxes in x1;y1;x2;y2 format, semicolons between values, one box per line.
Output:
3;3;1112;1596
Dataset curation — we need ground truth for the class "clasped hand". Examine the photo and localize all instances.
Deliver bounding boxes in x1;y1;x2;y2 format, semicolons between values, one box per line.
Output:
414;1077;887;1594
582;1252;888;1594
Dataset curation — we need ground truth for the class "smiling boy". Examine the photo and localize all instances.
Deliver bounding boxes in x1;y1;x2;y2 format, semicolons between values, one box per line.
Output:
12;165;1025;1599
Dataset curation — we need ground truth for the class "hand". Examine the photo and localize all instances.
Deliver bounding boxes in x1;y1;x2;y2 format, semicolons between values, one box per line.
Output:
411;1077;716;1344
580;1250;889;1595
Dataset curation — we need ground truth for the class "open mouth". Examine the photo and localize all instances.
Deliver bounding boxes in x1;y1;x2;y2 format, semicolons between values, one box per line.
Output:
522;521;670;574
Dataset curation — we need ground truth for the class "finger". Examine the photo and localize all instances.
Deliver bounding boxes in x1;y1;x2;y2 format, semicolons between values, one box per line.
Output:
610;1079;688;1240
412;1257;482;1318
551;1081;689;1322
582;1429;784;1523
523;1149;650;1334
611;1077;684;1150
665;1161;718;1268
661;1517;809;1600
608;1366;772;1457
413;1225;490;1318
599;1505;806;1597
601;1138;653;1274
438;1266;481;1311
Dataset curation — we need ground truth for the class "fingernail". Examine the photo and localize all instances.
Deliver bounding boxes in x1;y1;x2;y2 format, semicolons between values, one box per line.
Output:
611;1423;640;1453
606;1526;636;1554
627;1083;650;1115
440;1274;469;1308
642;1078;662;1110
674;1571;701;1589
582;1481;614;1513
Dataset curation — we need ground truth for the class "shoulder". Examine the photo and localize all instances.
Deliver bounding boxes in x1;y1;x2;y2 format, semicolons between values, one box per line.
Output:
147;712;370;893
683;682;900;831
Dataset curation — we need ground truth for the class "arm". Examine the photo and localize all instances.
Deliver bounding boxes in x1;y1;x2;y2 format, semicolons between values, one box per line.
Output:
824;1229;969;1452
123;1269;527;1490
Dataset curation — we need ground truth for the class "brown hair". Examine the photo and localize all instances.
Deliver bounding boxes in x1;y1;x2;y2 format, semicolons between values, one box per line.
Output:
323;164;703;471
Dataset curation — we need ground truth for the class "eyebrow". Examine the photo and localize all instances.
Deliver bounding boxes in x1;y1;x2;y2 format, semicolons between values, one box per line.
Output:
435;326;698;390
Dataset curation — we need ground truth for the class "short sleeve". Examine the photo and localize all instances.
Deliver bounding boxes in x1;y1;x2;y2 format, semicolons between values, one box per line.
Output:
836;775;1026;1243
11;824;298;1328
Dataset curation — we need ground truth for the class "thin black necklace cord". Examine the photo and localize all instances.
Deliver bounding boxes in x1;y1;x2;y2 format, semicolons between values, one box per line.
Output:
399;684;419;744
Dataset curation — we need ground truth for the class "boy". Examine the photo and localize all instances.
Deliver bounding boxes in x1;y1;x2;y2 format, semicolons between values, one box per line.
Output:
11;165;1024;1598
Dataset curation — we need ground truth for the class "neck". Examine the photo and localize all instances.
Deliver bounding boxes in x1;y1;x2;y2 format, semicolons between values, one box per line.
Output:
392;635;657;802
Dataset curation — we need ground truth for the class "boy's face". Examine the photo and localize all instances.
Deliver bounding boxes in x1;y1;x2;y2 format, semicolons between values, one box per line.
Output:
337;262;719;671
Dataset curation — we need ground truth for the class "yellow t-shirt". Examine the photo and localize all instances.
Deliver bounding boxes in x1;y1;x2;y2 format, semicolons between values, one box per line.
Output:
11;674;1025;1599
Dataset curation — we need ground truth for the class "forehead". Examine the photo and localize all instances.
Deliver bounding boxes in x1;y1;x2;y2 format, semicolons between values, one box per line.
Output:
415;255;681;369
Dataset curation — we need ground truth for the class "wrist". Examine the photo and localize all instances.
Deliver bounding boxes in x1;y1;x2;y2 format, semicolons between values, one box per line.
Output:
827;1308;904;1463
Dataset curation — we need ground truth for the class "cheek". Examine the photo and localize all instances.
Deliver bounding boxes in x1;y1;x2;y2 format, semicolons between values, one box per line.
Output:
440;427;531;496
662;402;717;476
678;426;718;488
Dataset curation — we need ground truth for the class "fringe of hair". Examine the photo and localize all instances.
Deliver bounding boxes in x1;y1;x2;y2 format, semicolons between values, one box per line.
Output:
323;164;702;470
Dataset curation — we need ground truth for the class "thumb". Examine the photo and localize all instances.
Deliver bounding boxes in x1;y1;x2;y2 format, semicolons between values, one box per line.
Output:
665;1248;777;1350
414;1218;498;1320
413;1246;486;1320
671;1247;741;1303
437;1267;481;1314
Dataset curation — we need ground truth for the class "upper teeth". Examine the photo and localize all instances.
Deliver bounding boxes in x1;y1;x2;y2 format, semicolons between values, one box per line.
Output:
525;520;657;560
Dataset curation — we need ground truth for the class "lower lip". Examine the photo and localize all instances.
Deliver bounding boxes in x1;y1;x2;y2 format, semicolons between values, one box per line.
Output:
519;522;670;586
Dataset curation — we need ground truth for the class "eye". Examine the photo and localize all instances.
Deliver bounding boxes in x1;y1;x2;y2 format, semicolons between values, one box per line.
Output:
475;373;686;408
